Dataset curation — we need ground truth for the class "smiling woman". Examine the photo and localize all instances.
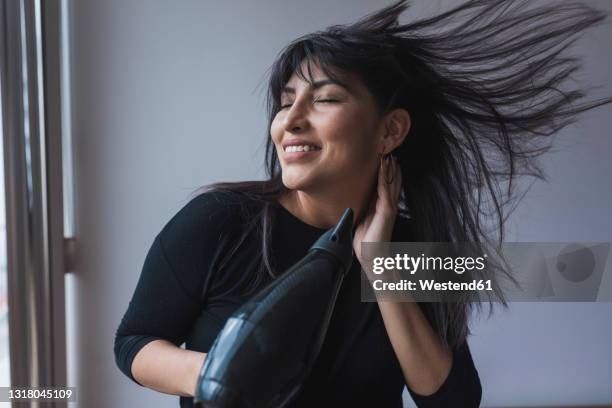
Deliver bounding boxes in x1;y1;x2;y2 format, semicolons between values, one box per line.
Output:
114;0;612;407
270;62;392;221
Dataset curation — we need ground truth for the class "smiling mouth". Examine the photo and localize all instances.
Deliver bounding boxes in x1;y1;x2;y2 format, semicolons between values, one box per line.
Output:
282;146;322;161
283;145;322;153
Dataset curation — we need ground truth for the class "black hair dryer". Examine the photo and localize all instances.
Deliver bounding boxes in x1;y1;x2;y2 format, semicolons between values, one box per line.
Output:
193;208;354;408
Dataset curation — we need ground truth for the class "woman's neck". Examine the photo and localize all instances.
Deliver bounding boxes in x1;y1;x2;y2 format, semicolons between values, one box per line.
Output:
278;184;376;230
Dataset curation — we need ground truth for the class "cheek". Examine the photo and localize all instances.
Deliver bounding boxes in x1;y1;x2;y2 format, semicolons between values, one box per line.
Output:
328;103;376;136
270;116;282;143
323;111;360;138
321;110;378;155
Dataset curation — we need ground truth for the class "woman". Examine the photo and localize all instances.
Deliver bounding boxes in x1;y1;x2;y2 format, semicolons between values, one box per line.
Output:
114;0;612;407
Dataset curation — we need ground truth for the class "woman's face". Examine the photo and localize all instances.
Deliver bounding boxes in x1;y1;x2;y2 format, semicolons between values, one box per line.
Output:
270;61;383;193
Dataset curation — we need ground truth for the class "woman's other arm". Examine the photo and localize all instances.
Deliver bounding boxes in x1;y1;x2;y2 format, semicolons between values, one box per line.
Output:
131;339;206;397
379;301;482;407
113;233;205;395
114;192;238;397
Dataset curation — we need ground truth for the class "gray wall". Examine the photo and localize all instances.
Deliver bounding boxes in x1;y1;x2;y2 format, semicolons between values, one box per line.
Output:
67;0;612;407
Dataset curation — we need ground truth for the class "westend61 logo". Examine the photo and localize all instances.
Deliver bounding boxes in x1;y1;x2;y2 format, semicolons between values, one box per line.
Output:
371;253;488;275
360;242;612;303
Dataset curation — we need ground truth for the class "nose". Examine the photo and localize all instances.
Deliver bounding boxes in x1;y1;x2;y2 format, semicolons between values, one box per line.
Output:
283;101;310;133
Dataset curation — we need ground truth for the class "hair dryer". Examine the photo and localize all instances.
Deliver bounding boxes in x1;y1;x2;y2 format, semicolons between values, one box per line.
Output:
193;207;354;408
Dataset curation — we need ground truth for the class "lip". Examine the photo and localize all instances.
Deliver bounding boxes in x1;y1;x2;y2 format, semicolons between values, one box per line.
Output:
283;149;321;162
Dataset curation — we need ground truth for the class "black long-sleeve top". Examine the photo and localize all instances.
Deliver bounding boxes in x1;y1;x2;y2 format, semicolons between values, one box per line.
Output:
114;190;482;407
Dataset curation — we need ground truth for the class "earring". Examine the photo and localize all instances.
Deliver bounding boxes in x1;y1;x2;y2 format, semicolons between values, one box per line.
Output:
379;151;395;184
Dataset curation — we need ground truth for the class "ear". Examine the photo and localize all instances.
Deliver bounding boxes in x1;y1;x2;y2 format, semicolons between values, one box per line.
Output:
381;108;411;153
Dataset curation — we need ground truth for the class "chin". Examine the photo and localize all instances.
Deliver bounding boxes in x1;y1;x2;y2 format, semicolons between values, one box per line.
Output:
282;173;313;191
282;178;304;191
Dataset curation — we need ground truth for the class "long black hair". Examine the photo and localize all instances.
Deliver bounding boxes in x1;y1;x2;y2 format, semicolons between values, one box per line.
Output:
192;0;612;349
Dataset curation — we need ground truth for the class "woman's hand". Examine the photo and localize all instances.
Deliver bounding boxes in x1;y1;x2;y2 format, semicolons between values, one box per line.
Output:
353;154;402;270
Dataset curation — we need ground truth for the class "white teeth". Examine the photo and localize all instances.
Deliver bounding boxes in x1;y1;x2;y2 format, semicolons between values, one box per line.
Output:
285;145;320;153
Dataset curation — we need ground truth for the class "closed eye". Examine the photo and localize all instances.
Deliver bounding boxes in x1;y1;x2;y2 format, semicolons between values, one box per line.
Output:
280;99;339;110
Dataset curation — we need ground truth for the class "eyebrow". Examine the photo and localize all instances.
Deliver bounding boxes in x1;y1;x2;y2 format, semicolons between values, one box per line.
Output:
281;79;352;96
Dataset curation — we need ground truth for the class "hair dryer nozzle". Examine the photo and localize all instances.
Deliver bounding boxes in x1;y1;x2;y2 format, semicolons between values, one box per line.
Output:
308;208;354;274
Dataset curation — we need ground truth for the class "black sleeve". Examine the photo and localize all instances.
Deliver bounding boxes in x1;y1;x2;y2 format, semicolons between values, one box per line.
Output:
406;340;482;408
113;191;239;386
